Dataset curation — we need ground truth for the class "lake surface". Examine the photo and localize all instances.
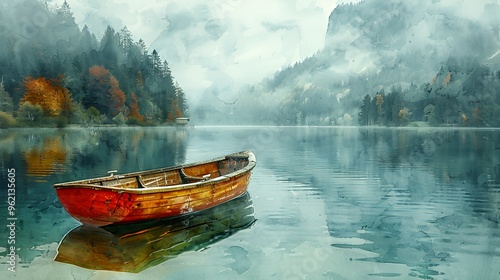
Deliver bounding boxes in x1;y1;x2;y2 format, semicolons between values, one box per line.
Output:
1;126;499;279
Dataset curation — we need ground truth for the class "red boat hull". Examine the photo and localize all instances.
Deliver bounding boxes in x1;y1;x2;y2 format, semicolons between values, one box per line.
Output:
55;151;255;226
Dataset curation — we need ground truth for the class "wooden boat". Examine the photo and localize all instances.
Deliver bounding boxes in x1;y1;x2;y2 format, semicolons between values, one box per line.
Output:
55;192;255;273
54;151;256;226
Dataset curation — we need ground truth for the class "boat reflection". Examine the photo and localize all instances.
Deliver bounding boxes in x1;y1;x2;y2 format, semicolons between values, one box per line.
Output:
55;192;255;273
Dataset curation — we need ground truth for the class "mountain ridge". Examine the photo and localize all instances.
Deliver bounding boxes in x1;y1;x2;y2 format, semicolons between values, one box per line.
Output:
205;0;500;126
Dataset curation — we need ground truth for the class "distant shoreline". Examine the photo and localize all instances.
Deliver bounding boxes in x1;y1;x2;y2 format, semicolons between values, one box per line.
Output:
3;122;500;130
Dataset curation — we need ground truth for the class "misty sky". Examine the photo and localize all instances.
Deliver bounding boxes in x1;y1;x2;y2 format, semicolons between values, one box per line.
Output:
50;0;359;101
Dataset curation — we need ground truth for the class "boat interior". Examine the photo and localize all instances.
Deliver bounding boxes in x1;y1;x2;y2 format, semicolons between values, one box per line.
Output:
97;154;250;189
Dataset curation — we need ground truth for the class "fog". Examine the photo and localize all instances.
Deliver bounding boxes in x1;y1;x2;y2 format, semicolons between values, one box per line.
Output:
19;0;500;126
51;0;342;102
214;0;500;125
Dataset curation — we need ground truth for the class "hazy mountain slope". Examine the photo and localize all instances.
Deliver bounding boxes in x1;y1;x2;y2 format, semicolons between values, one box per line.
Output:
147;1;334;102
324;0;499;81
221;0;500;125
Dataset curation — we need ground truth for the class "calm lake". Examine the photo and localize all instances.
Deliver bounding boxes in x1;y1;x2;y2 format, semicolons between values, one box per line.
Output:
1;126;499;279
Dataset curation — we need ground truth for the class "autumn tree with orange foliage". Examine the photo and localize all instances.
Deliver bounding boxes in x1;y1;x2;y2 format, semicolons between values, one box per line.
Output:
21;76;73;118
109;75;126;115
128;92;143;121
88;65;110;80
86;65;126;117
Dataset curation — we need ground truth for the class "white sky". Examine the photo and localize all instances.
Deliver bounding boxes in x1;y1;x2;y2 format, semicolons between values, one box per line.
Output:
54;0;346;100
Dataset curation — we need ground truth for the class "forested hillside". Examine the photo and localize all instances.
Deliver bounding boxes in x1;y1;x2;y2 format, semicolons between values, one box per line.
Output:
0;0;187;128
219;0;500;127
358;58;500;127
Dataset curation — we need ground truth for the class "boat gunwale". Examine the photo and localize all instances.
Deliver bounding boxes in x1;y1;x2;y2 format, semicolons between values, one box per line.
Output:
53;151;256;194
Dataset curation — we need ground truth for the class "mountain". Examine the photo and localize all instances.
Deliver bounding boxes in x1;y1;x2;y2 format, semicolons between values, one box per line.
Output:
211;0;500;126
323;0;499;85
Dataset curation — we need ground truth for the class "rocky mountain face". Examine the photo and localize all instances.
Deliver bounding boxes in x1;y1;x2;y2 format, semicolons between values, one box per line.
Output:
324;0;500;85
213;0;500;125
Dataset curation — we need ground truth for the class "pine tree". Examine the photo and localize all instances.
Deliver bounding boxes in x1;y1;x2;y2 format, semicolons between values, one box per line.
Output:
53;0;80;57
100;26;120;68
174;81;188;117
358;94;371;126
163;60;172;77
56;0;75;24
80;25;99;51
0;79;14;113
119;26;134;56
150;50;162;77
136;39;148;56
375;92;385;125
